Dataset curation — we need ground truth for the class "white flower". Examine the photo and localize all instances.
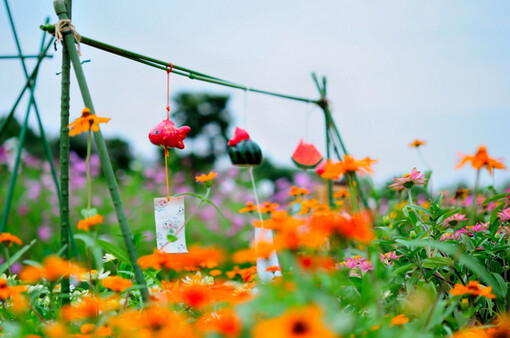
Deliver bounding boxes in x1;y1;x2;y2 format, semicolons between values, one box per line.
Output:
181;272;214;286
102;253;117;263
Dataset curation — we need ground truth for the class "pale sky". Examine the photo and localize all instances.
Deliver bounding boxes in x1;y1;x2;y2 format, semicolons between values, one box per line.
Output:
1;1;509;188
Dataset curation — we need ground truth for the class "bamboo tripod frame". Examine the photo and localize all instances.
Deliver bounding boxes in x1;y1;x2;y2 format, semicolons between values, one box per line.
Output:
1;0;371;303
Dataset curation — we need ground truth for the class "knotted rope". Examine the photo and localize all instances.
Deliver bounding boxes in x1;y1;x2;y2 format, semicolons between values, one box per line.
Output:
53;19;82;56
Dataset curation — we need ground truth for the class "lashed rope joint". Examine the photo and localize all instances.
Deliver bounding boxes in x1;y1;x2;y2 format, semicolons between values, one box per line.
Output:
53;19;82;56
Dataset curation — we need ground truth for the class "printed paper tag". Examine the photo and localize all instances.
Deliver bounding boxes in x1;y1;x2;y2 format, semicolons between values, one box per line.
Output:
154;196;188;253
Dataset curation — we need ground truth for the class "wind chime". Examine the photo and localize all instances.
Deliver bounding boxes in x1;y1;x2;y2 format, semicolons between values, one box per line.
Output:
148;65;191;253
227;125;282;282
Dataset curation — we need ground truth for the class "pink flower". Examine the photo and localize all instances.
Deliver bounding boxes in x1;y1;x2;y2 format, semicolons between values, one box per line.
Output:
498;207;510;222
442;213;467;227
379;251;403;264
388;168;427;191
340;256;373;272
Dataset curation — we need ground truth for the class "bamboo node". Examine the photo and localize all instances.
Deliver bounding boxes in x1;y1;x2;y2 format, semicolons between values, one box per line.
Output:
53;19;82;56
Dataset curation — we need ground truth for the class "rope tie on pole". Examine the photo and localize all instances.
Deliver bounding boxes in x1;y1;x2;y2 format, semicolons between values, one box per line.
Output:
53;19;82;55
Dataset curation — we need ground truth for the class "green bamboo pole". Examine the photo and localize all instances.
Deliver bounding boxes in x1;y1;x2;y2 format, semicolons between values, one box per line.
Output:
312;73;334;207
0;40;53;139
0;54;53;59
0;103;32;233
52;0;149;301
59;0;72;305
40;24;319;105
4;1;60;197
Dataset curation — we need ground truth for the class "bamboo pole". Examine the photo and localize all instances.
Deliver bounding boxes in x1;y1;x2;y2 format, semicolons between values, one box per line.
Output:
52;0;149;301
59;0;72;305
0;103;32;233
0;40;53;139
40;24;319;105
0;54;53;59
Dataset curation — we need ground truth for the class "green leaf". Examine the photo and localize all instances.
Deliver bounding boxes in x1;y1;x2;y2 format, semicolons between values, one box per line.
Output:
403;204;431;216
173;192;229;229
80;208;97;219
492;272;507;297
422;256;453;269
167;234;178;243
96;239;130;265
0;239;36;274
482;193;507;206
74;234;103;271
490;203;505;229
396;239;502;296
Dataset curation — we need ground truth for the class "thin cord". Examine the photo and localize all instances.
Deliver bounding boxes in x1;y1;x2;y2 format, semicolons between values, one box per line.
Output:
243;89;248;128
166;63;174;120
304;102;312;141
164;147;170;201
249;167;265;229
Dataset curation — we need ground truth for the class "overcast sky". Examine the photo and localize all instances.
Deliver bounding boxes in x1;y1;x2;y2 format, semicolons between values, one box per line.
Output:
1;1;509;188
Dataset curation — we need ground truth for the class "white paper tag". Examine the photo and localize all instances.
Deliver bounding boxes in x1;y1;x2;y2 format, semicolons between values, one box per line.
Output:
154;196;188;253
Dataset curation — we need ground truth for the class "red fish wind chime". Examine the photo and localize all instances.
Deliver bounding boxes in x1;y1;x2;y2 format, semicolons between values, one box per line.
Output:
148;65;191;253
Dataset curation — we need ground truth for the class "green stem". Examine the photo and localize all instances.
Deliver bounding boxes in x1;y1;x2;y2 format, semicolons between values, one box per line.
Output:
3;247;12;276
348;174;359;213
52;0;148;301
408;188;414;206
86;130;92;213
470;170;481;225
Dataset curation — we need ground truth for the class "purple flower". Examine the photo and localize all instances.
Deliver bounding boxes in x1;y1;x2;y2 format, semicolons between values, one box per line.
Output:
498;207;510;222
37;225;52;242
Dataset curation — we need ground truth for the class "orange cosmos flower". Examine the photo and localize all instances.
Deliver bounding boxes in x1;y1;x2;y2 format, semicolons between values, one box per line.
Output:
289;186;310;196
138;246;224;271
0;279;26;300
390;314;409;326
450;280;495;299
67;107;110;136
253;211;305;230
77;214;103;231
62;296;120;321
297;254;336;272
195;171;217;183
0;232;21;247
255;241;275;260
299;199;319;214
410;139;426;148
239;201;258;213
252;305;335;338
102;276;133;292
20;256;83;282
456;146;506;175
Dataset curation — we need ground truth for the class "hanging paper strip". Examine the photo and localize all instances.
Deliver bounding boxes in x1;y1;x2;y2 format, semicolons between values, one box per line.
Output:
154;196;188;253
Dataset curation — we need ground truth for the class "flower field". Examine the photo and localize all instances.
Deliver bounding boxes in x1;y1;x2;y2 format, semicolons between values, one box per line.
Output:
0;126;509;337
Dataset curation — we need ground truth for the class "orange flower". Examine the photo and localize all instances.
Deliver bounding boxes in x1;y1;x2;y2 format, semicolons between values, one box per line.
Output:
297;254;336;272
259;201;280;213
138;246;224;271
390;314;409;326
239;201;257;213
456;146;506;175
232;248;257;264
195;171;217;183
0;279;26;300
309;210;374;243
62;296;119;321
68;107;110;136
0;232;21;247
333;189;349;199
410;139;426;148
299;199;319;215
255;241;275;260
20;256;83;282
289;186;310;196
320;156;376;180
102;276;133;292
198;308;242;337
209;269;222;276
449;280;495;299
77;214;103;231
253;211;305;230
252;305;335;338
266;266;281;273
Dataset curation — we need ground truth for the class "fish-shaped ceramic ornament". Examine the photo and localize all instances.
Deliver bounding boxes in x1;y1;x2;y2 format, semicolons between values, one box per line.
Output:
148;119;191;149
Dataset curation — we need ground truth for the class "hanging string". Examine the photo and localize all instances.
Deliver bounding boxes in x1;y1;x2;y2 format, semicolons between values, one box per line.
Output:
242;88;248;128
304;102;313;142
164;147;170;201
166;63;174;120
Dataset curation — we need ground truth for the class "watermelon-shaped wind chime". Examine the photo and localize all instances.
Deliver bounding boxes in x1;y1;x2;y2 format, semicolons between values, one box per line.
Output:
228;127;282;283
148;65;191;253
291;139;323;170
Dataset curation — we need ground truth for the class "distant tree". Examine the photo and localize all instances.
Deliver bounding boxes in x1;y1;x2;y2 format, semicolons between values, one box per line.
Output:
169;92;232;172
0;116;45;157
